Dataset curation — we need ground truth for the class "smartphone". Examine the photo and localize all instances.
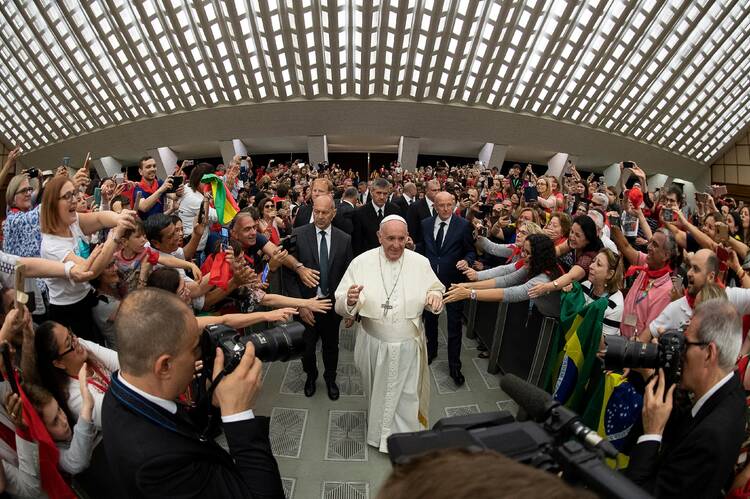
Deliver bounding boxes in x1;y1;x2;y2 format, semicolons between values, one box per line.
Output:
261;263;270;284
94;187;102;207
523;186;538;203
711;185;728;197
134;191;143;212
82;152;91;170
197;200;207;225
115;173;125;185
220;227;230;249
279;234;297;254
275;200;284;210
62;156;71;168
167;175;184;193
622;161;635;169
608;214;621;228
0;344;19;395
716;223;729;242
717;245;730;262
182;159;194;168
662;208;674;222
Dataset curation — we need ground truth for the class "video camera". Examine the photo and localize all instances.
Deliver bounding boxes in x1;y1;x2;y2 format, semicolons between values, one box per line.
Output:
201;322;306;376
602;330;685;386
387;374;651;499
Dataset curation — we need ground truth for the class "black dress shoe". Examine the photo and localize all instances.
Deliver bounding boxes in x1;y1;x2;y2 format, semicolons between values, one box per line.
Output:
326;380;340;401
304;376;316;397
449;367;465;387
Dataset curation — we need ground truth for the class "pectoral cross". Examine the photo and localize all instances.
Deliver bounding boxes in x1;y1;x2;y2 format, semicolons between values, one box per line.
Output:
381;300;393;316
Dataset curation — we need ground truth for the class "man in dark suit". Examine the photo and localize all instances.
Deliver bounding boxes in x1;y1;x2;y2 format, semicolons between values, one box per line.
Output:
357;181;369;205
287;195;353;400
393;182;417;218
102;288;284;498
626;299;746;498
406;179;440;245
352;178;400;256
293;177;348;233
416;191;476;385
334;186;358;235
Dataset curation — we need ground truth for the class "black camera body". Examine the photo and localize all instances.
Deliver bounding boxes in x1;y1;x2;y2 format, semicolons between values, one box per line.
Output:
201;322;305;375
603;330;685;385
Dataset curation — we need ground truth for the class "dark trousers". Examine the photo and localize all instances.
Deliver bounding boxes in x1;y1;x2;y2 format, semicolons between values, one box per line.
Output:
48;291;103;345
424;300;463;369
302;308;342;382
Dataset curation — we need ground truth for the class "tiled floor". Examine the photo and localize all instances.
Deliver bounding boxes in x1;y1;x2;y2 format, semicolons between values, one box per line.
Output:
250;313;518;499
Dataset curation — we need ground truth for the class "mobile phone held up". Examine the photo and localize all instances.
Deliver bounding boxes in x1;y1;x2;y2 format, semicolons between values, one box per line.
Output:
662;208;675;222
167;175;184;193
94;187;102;207
220;227;231;250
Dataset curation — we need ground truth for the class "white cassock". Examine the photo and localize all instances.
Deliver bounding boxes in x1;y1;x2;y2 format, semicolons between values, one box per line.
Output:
335;247;444;453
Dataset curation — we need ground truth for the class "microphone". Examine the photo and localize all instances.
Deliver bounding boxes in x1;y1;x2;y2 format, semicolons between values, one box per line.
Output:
500;374;619;459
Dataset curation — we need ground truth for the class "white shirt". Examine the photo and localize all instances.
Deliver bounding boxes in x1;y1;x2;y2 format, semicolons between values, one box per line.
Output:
119;373;254;422
650;287;750;336
426;198;435;215
371;199;385;216
433;215;452;240
41;215;92;305
402;194;414;205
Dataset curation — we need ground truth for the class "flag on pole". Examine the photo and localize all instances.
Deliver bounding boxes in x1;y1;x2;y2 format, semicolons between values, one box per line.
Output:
200;174;239;225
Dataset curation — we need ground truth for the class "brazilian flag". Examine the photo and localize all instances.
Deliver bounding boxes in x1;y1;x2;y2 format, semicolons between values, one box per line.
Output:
544;281;608;413
582;371;643;470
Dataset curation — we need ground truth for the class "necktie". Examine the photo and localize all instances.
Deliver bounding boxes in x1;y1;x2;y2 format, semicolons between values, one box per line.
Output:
436;221;446;250
319;230;329;295
377;208;383;221
431;206;437;217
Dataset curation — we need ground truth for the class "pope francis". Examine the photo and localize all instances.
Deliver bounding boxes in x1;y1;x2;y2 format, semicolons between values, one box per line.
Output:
335;215;445;453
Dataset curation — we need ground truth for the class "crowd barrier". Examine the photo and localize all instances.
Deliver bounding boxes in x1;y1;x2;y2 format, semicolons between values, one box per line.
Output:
463;299;558;387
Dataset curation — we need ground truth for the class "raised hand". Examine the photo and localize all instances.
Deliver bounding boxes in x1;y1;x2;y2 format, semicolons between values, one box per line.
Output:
305;296;332;313
346;284;364;306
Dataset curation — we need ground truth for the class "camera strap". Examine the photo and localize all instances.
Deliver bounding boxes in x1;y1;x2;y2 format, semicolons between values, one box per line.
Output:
197;368;231;442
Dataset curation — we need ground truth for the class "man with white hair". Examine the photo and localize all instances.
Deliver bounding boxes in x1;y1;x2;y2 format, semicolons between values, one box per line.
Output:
335;215;445;453
587;210;618;255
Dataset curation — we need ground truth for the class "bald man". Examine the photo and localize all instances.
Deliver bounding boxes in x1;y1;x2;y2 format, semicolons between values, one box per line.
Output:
335;215;444;452
287;195;353;399
416;192;476;385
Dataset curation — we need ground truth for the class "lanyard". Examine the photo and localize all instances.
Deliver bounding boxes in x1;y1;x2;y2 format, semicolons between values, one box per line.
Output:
70;361;111;394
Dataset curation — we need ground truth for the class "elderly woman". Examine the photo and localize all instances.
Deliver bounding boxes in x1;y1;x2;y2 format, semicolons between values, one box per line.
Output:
40;176;135;342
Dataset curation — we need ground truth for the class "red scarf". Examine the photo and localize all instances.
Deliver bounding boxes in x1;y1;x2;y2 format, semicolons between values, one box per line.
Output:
624;264;671;291
685;289;697;310
514;259;525;270
138;177;160;195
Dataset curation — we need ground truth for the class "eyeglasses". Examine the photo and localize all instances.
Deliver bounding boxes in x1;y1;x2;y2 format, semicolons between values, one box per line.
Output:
15;187;33;196
57;328;78;359
684;340;709;350
59;191;76;203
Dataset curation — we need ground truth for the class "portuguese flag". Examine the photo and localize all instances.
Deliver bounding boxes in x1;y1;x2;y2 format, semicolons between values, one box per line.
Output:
544;281;608;412
201;173;239;224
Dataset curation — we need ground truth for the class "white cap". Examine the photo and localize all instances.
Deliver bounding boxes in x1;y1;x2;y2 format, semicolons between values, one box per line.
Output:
380;214;407;226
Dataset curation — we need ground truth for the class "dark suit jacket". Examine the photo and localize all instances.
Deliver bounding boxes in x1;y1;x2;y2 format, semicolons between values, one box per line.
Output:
102;375;284;499
335;200;356;235
285;223;352;300
406;198;433;245
393;195;412;218
416;215;476;286
293;203;347;232
626;374;746;498
357;190;370;206
352;201;400;255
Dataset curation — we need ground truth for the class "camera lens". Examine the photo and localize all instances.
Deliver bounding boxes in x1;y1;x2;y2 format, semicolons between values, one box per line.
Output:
602;336;660;371
242;321;305;363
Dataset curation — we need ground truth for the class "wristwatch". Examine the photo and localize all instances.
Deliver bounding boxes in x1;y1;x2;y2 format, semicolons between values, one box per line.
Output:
470;289;477;301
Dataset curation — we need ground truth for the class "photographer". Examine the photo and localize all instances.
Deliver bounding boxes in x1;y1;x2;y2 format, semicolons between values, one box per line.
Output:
102;288;283;498
626;299;745;498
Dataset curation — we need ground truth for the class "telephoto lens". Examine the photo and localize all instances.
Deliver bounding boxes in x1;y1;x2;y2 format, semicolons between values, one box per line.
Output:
602;336;659;371
202;322;306;376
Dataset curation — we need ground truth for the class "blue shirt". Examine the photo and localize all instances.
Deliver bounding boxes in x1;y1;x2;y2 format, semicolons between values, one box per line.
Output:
134;180;166;219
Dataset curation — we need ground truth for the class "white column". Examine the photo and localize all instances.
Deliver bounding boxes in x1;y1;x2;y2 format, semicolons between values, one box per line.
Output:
145;147;178;179
307;135;328;167
398;136;420;171
545;153;570;178
92;156;122;178
219;139;248;167
478;143;507;169
647;175;671;192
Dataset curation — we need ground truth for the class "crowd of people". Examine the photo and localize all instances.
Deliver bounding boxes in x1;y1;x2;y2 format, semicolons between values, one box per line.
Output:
0;146;747;498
